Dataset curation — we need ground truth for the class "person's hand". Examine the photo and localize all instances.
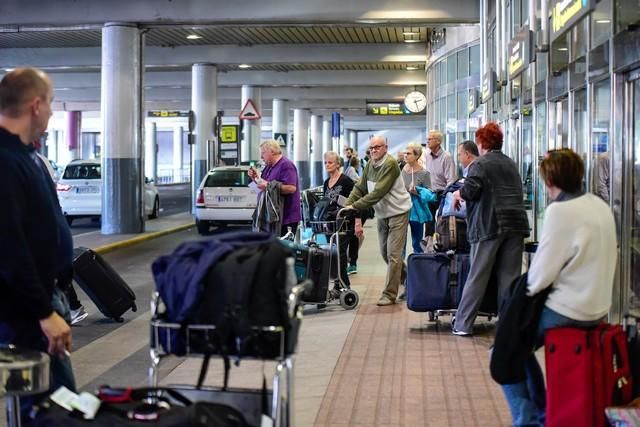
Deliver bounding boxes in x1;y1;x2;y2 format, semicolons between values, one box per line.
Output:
257;178;268;191
40;312;72;356
452;190;462;211
247;167;258;180
354;218;364;237
409;185;417;195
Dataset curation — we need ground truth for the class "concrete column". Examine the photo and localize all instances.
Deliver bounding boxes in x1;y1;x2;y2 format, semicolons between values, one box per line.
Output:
65;111;81;161
272;98;289;151
191;63;217;213
310;114;323;187
241;85;262;162
101;23;144;234
144;121;157;184
293;108;311;190
348;130;357;149
172;126;183;182
322;119;332;156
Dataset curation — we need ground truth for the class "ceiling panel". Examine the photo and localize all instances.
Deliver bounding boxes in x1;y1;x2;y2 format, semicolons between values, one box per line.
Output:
0;25;427;48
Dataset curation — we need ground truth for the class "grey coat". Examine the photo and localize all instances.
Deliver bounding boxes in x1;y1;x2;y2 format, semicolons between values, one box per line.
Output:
252;181;284;235
460;150;530;243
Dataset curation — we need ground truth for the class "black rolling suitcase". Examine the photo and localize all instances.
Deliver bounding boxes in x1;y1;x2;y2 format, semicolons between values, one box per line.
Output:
281;241;333;303
72;247;137;322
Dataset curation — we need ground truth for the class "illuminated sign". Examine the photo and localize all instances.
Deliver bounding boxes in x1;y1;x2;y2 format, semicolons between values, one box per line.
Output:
468;89;479;115
507;27;534;80
481;69;496;103
550;0;595;43
366;101;418;116
147;110;189;118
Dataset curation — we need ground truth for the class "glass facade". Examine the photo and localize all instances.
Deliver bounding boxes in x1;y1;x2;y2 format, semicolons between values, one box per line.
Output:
478;0;640;320
425;41;483;171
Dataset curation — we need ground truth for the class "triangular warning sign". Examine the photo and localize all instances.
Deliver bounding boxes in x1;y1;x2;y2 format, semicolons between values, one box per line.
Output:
239;99;262;120
275;135;286;146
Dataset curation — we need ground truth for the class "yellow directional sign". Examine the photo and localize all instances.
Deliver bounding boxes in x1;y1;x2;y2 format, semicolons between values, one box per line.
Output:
220;125;238;143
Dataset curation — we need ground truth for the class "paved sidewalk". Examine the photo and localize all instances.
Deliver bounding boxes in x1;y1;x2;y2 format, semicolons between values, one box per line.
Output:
72;212;194;253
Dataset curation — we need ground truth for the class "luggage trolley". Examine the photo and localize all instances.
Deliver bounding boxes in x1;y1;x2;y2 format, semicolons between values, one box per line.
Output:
306;208;359;310
148;281;309;427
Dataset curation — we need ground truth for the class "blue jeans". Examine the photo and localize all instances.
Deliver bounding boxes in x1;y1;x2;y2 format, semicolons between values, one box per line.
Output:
0;288;76;420
500;307;602;426
409;221;425;254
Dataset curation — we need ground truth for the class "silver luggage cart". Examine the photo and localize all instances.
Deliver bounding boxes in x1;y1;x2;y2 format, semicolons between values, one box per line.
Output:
148;280;309;427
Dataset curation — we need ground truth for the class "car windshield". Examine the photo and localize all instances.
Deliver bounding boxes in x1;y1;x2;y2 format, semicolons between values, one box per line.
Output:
204;170;249;187
63;164;101;180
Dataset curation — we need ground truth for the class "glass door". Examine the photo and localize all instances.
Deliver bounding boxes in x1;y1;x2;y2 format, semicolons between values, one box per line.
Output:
591;79;611;204
628;73;640;315
572;89;589;186
534;101;548;239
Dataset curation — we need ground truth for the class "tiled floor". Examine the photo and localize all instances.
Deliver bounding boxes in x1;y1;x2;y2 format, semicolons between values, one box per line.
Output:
0;219;517;426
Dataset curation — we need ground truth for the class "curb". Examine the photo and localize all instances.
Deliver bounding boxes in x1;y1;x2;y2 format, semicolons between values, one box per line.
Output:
94;223;195;255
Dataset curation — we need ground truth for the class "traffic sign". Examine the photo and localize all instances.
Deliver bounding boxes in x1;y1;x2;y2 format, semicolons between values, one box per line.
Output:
274;132;287;147
239;99;262;120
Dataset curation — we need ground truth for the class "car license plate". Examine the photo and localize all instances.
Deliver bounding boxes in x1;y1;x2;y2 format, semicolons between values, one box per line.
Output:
216;195;244;203
76;186;99;194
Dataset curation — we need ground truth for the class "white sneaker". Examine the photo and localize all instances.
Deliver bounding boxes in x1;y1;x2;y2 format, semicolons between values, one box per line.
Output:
70;306;88;325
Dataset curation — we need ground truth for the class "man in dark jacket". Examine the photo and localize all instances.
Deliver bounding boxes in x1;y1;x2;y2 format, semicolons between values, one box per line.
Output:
0;68;76;414
451;123;529;336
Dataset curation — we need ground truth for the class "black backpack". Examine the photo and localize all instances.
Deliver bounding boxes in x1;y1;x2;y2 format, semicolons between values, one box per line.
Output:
190;239;299;360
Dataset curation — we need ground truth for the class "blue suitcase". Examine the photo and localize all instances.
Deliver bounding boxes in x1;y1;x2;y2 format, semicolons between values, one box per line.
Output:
406;253;452;312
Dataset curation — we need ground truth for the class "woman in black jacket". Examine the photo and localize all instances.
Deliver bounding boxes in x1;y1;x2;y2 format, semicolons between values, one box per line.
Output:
321;151;354;290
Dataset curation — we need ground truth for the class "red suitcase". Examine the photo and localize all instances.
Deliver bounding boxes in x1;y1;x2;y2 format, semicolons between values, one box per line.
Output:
544;323;633;427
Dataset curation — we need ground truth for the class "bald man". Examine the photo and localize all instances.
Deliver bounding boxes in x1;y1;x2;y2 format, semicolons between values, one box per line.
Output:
0;68;76;416
345;136;412;306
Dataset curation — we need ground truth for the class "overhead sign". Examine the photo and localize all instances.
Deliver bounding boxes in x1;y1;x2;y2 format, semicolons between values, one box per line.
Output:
147;110;190;118
551;0;595;43
218;125;240;166
239;99;261;120
481;69;496;103
508;27;534;80
366;101;416;116
468;89;479;115
274;132;287;147
331;112;340;138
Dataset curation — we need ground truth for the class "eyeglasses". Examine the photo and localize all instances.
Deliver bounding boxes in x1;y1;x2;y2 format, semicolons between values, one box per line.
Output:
369;144;386;151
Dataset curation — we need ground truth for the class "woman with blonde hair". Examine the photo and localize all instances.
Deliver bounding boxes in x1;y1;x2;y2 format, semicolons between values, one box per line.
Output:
401;142;433;254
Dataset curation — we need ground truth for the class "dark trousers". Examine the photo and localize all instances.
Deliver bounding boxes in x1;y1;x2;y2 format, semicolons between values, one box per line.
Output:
347;232;359;267
63;284;82;311
337;231;351;288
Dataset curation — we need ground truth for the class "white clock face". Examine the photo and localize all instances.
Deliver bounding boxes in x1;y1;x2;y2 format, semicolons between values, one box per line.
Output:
404;91;427;113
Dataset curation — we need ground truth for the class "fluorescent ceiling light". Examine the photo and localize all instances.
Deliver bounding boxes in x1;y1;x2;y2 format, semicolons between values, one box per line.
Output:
186;34;202;40
406;66;419;71
404;39;420;43
557;47;568;51
238;64;252;69
403;31;418;36
595;19;611;24
4;68;14;72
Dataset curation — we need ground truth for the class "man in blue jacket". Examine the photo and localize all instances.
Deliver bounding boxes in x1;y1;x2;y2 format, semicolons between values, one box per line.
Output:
0;68;76;414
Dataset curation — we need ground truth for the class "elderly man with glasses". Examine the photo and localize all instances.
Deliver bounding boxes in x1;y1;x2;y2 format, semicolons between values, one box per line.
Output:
344;136;412;306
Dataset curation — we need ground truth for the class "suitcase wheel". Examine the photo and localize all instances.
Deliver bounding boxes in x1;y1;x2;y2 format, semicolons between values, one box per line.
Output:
428;312;437;322
114;317;124;323
131;303;137;312
339;289;359;310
